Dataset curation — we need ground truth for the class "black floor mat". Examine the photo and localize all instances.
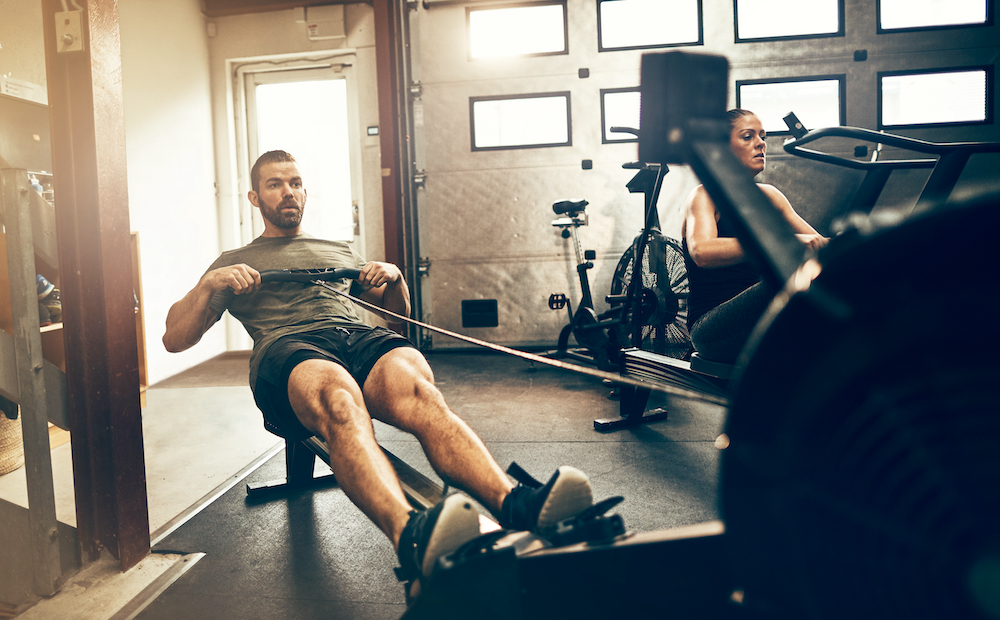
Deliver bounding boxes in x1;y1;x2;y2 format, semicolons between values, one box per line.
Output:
138;352;726;620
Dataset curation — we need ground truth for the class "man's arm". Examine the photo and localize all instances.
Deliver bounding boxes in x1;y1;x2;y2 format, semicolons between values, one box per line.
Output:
356;261;411;318
163;264;261;353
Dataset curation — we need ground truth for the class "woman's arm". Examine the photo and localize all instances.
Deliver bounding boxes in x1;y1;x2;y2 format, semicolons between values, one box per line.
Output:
759;184;829;251
683;186;747;268
684;184;829;270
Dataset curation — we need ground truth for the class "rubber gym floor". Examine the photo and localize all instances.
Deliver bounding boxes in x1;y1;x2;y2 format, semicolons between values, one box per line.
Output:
136;350;726;619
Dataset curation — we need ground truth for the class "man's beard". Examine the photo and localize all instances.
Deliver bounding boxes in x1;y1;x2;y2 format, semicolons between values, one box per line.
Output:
261;197;304;229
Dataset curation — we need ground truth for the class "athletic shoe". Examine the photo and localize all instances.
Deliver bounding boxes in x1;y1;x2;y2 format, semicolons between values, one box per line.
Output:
42;288;62;323
395;493;481;604
38;303;51;327
499;463;594;536
36;275;62;323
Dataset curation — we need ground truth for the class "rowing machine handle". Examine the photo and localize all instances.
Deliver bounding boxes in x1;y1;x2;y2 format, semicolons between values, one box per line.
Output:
258;267;362;283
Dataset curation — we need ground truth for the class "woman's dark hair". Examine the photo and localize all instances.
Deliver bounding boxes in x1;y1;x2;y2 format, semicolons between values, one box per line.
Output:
726;108;756;126
250;150;297;194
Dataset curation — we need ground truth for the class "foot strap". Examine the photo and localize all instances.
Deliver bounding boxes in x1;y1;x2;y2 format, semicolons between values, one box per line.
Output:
548;496;626;547
394;564;418;583
394;509;422;583
506;462;542;489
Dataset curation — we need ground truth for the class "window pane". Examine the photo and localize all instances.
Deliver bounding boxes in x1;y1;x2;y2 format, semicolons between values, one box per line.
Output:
881;70;988;127
602;89;640;142
599;0;701;50
879;0;987;30
737;78;843;133
255;79;354;241
736;0;841;40
469;3;566;58
472;94;571;150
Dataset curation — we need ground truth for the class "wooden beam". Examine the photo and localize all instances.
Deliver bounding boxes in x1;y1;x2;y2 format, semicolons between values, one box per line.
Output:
42;0;149;571
373;0;405;270
201;0;370;18
0;168;61;595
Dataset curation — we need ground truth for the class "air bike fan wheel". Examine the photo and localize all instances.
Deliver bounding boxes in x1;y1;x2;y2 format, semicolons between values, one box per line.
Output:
609;229;692;359
721;193;1000;620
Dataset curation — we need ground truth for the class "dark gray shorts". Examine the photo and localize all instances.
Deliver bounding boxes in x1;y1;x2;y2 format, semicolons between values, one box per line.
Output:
253;325;414;440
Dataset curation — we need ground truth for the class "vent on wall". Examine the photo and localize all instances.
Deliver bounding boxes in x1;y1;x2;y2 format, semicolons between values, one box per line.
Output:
461;300;499;328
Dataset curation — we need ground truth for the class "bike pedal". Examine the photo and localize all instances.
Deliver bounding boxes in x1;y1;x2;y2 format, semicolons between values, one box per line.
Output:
548;293;568;310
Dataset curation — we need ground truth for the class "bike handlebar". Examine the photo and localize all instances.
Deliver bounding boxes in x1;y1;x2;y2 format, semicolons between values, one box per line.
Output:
610;126;639;138
782;125;1000;171
258;267;362;283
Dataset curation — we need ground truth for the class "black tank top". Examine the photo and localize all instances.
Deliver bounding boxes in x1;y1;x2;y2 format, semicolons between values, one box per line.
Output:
683;214;761;328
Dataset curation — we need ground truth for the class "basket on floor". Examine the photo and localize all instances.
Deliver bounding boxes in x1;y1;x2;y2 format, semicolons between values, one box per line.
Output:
0;414;25;475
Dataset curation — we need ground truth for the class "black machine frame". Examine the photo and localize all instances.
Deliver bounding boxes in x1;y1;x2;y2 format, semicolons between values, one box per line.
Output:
781;113;1000;219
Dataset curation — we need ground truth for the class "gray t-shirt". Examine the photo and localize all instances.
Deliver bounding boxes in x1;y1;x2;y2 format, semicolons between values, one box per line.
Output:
206;233;371;386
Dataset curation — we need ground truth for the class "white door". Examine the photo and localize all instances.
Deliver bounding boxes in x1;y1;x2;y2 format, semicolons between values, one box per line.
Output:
241;63;362;248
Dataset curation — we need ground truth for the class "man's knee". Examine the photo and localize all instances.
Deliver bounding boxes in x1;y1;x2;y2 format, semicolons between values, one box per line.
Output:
368;347;432;388
317;384;364;419
366;349;450;423
409;373;447;408
288;359;366;428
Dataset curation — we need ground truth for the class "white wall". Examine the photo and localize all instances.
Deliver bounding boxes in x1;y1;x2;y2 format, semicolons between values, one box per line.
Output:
0;0;47;100
118;0;223;385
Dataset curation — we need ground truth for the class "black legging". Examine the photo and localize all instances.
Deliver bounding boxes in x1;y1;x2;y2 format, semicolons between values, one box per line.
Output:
689;281;773;364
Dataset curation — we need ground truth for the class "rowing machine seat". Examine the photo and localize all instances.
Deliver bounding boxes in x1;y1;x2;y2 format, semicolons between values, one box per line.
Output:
689;352;734;381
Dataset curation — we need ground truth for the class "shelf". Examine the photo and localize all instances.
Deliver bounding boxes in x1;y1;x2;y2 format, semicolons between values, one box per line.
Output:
0;228;147;411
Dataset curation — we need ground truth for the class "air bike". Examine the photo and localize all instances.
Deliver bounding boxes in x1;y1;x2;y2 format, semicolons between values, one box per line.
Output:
248;53;1000;619
545;127;691;375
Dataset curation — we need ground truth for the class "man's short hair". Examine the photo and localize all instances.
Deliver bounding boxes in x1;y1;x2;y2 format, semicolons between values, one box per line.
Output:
251;150;297;194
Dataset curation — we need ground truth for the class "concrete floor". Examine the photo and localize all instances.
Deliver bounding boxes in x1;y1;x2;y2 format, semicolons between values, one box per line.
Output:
0;349;728;619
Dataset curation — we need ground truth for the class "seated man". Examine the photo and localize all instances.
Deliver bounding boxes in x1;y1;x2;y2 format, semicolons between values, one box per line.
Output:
163;150;594;601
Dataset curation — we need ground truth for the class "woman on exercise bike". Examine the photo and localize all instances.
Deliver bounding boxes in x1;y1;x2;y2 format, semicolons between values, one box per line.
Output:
681;108;827;364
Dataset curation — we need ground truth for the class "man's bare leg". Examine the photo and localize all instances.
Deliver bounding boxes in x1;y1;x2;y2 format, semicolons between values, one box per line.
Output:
287;358;413;548
288;356;482;601
362;347;514;514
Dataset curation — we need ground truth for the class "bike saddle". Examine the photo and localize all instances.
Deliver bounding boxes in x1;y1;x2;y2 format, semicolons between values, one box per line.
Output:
552;199;588;215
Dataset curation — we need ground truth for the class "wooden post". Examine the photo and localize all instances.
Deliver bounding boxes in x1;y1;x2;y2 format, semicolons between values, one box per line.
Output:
373;0;406;270
0;168;61;594
41;0;150;570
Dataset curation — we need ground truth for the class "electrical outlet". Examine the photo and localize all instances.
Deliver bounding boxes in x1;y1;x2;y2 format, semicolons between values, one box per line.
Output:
55;10;84;53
